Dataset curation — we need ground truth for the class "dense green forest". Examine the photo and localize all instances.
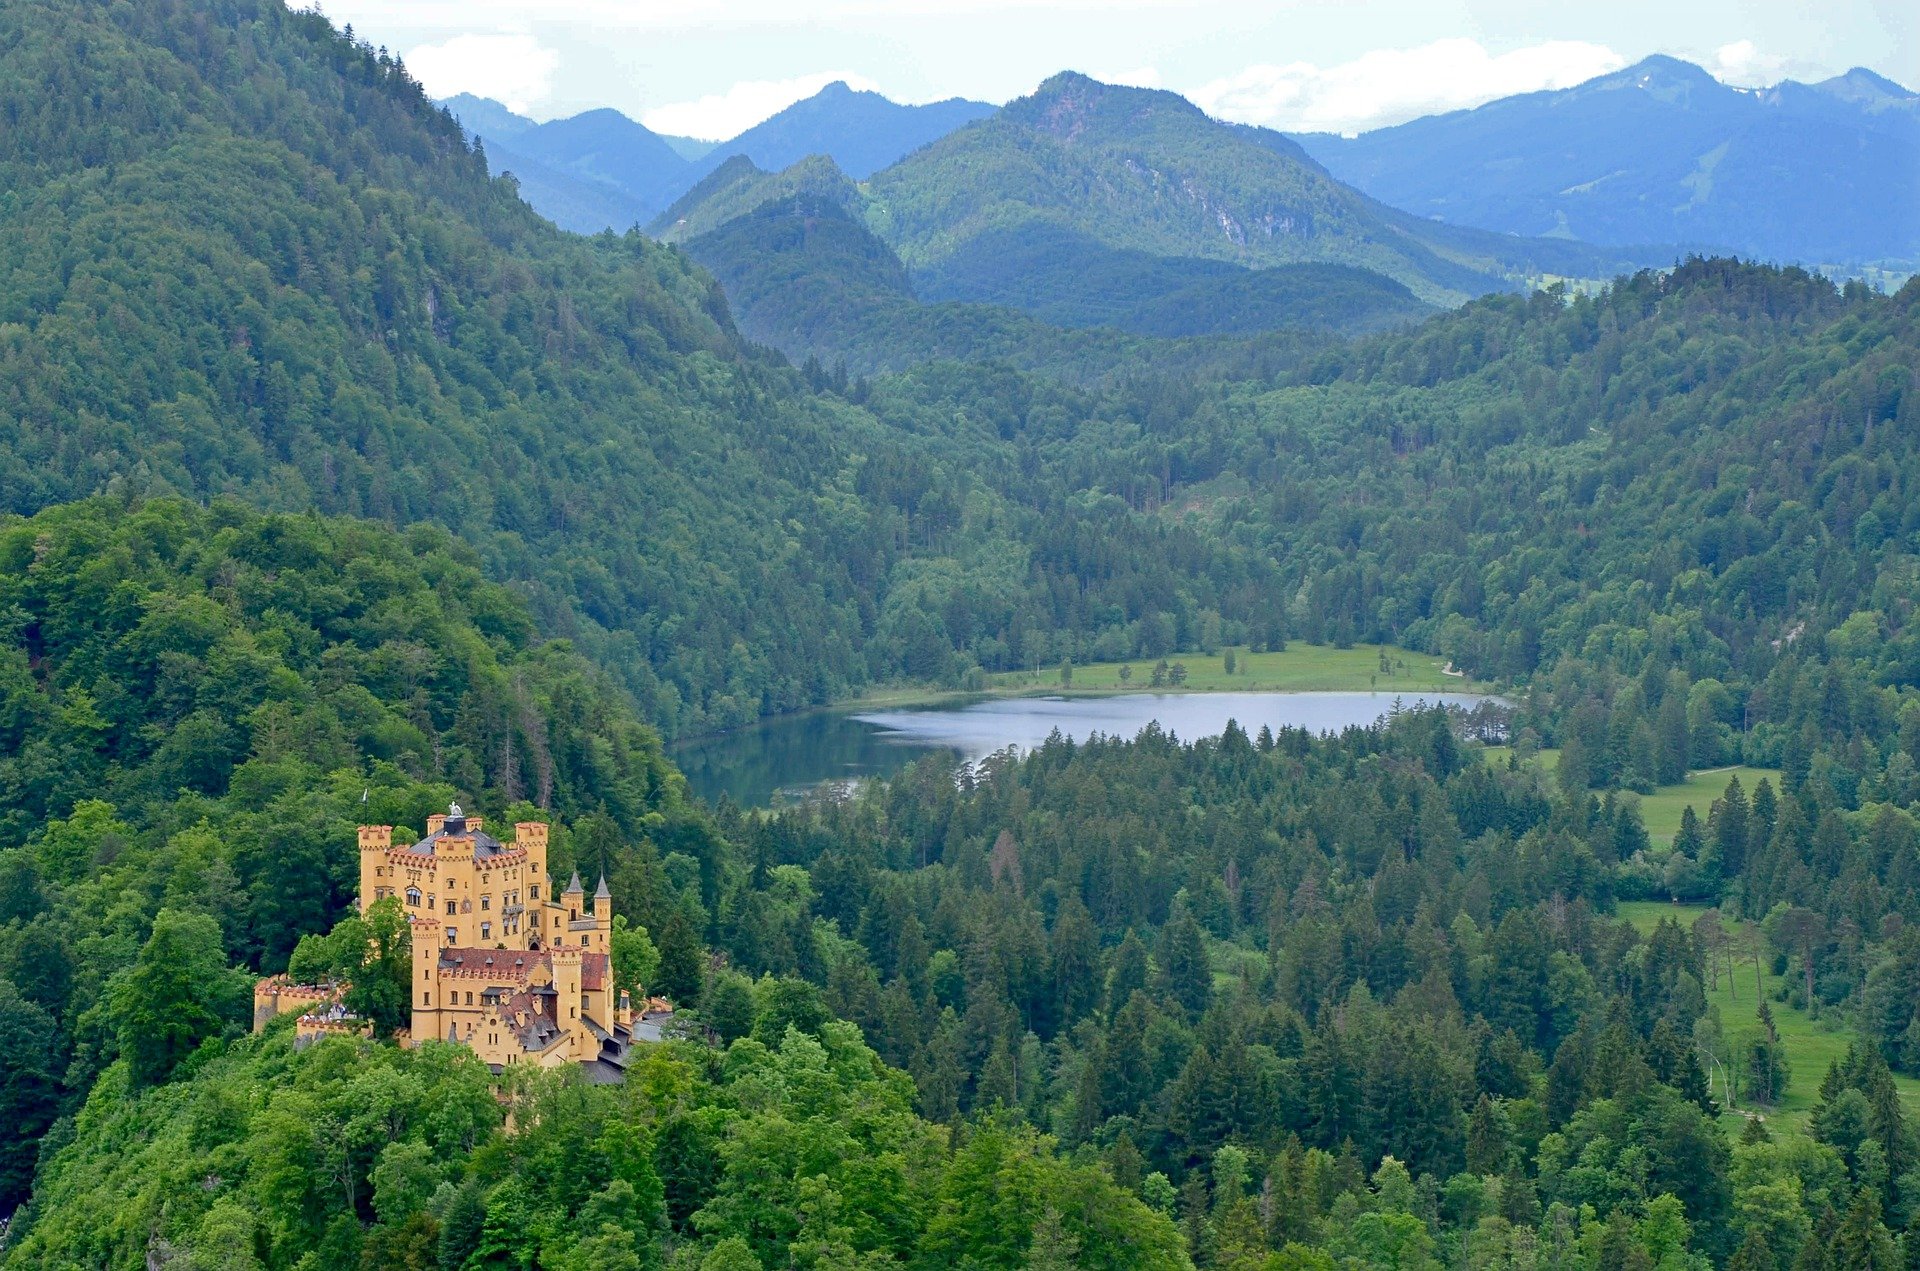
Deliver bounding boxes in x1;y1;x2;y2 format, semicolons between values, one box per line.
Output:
0;0;1337;737
6;0;1920;1268
0;496;724;1214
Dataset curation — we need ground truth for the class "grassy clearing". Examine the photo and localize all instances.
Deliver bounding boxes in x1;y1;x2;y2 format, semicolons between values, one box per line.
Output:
1630;767;1779;841
1483;745;1561;775
1615;900;1920;1134
984;642;1480;695
1483;749;1779;845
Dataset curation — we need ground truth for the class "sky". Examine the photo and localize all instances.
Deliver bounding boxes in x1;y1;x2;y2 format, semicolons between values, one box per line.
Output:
319;0;1919;140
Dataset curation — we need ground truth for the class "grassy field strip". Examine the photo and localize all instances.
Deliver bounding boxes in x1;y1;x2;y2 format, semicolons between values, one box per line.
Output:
1486;748;1780;845
1616;900;1920;1133
1631;767;1779;841
985;643;1478;695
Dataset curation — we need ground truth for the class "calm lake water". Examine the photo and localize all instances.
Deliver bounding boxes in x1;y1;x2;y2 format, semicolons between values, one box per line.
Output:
672;690;1496;808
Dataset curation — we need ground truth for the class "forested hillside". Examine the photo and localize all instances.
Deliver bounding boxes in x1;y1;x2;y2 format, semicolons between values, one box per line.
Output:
673;192;1415;374
699;710;1920;1267
0;496;718;1220
0;0;1269;738
0;0;887;737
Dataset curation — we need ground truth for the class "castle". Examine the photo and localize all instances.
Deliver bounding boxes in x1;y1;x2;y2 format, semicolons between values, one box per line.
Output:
255;805;645;1079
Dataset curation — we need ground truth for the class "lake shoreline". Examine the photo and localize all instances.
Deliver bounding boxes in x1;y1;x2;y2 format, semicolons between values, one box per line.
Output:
674;679;1502;808
670;643;1492;747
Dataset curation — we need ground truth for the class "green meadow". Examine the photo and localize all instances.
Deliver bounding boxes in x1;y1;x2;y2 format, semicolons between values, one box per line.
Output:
985;642;1480;694
1487;748;1780;845
1616;900;1920;1134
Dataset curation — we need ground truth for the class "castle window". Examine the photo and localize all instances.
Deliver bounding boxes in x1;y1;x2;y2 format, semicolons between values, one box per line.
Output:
481;922;492;941
530;885;539;900
466;992;473;1005
446;899;456;914
422;992;430;1005
448;928;457;943
406;887;421;906
482;895;491;910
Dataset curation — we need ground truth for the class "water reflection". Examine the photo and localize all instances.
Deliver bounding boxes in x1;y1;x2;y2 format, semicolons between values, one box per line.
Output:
672;690;1495;808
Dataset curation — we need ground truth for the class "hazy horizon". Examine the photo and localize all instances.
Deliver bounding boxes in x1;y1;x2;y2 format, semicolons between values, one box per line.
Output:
323;0;1917;141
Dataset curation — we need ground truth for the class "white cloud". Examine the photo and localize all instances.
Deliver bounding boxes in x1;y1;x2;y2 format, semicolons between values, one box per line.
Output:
405;33;559;112
1192;38;1627;135
335;0;1184;32
640;72;884;141
1707;39;1791;87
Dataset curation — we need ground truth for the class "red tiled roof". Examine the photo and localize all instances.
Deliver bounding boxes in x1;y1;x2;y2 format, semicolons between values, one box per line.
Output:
581;952;609;991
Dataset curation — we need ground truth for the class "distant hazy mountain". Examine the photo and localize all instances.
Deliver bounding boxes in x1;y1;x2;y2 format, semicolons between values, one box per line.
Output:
713;81;996;178
440;92;535;140
856;73;1661;308
1295;56;1920;267
441;85;995;232
442;97;694;231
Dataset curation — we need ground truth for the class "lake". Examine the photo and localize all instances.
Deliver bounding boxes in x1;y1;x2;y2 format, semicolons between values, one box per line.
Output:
672;690;1497;808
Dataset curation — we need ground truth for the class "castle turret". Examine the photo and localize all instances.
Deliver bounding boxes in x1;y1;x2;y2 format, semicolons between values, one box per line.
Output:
549;945;590;1060
411;917;443;1041
436;811;475;945
515;820;549;884
593;876;612;953
357;825;393;914
616;989;634;1030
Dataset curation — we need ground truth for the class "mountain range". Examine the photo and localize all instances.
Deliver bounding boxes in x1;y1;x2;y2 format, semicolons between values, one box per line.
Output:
442;83;995;233
1296;55;1920;268
642;73;1669;365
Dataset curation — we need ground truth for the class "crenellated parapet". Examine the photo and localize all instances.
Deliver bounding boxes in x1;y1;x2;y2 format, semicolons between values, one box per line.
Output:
253;975;342;1034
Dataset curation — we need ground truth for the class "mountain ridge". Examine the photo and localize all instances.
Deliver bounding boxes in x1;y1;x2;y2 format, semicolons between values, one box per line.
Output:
1294;54;1920;267
442;82;997;232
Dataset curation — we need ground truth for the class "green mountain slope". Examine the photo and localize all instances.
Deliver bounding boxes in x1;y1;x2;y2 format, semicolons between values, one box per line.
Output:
910;221;1432;335
0;0;1319;736
863;72;1664;307
678;193;1412;376
0;0;958;738
658;151;1431;371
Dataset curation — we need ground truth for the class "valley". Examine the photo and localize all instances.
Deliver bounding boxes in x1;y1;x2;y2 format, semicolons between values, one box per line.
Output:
0;2;1917;1268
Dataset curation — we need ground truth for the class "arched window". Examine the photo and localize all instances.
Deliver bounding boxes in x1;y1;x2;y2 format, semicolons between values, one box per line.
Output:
405;886;421;906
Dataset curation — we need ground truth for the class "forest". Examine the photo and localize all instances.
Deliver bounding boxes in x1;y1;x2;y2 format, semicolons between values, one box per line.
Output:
2;0;1920;1268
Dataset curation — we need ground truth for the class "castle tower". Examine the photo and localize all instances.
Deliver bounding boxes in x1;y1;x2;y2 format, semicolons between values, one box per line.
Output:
410;917;443;1041
558;871;584;949
357;824;393;913
515;821;550;894
592;876;612;954
548;945;590;1060
436;809;475;947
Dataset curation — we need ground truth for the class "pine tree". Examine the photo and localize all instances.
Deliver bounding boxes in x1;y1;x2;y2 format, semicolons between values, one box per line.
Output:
1161;903;1212;1018
654;910;706;1009
1025;1207;1081;1271
1728;1229;1775;1271
1467;1094;1508;1175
